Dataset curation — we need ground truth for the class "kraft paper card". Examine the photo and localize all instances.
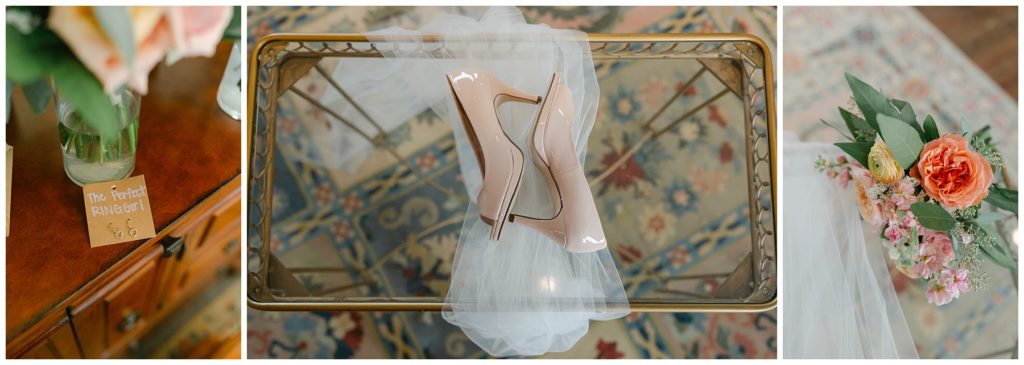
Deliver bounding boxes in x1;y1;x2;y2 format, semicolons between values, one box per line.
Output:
82;175;156;247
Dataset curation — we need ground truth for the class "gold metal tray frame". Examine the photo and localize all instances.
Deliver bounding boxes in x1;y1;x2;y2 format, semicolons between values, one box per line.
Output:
247;33;777;312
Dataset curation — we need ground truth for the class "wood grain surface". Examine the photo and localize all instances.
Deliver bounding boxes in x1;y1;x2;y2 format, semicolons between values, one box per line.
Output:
5;41;241;337
918;6;1018;99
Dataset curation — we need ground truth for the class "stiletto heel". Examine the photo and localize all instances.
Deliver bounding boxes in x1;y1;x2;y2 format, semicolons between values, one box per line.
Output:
446;68;541;241
510;74;607;253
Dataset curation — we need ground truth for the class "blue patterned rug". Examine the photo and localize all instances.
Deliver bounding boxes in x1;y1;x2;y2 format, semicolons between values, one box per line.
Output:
247;6;778;359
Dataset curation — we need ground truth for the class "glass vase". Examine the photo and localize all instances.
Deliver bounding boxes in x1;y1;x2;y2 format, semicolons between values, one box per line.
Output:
55;87;141;186
217;41;242;120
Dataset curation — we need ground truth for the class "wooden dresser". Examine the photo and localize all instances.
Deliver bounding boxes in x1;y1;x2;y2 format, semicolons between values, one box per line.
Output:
5;42;241;359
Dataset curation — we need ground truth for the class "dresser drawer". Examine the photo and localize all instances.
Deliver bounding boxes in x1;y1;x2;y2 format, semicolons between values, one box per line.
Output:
70;245;163;358
195;195;241;255
171;233;236;306
105;259;158;350
19;317;80;359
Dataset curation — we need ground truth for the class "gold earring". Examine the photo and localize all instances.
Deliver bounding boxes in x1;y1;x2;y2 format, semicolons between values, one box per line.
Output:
127;218;138;238
108;222;124;239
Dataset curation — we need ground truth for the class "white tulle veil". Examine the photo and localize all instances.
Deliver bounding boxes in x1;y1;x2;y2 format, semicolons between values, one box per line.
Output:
783;134;918;359
321;7;628;357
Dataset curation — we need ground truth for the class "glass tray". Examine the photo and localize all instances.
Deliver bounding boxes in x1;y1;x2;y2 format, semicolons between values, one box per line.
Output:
247;33;777;312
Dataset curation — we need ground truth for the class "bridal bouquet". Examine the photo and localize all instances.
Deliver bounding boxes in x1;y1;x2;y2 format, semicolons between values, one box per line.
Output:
817;73;1018;306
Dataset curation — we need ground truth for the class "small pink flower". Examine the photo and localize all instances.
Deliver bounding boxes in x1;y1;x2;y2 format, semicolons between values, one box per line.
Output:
901;212;919;229
943;267;971;297
884;224;904;242
914;230;954;278
826;170;838;179
838;168;851;189
889;176;920;210
923;230;954;264
927;278;955;306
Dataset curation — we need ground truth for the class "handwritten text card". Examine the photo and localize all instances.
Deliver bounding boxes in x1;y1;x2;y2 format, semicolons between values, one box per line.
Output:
82;175;156;247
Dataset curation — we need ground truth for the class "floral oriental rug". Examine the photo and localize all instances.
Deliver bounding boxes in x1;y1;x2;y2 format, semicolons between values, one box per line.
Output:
246;6;778;359
783;6;1017;359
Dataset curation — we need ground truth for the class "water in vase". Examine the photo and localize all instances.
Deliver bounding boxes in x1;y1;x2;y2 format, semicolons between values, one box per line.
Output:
56;99;139;186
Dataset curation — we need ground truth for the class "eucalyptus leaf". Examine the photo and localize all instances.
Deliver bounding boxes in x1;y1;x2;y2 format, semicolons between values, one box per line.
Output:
896;102;923;135
50;59;118;140
5;24;69;83
984;186;1018;215
839;107;874;140
21;78;53;114
93;7;135;67
834;142;873;168
910;202;956;232
845;73;896;131
979;224;1018;271
820;119;854;141
877;114;924;169
922;115;939;141
972;212;1004;225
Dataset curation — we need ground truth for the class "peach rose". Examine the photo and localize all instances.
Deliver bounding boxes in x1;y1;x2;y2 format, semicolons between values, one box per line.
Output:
48;7;172;95
165;7;233;63
48;7;231;95
916;134;993;208
851;165;885;228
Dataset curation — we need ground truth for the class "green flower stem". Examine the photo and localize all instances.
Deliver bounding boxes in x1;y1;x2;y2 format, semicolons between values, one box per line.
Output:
59;116;139;163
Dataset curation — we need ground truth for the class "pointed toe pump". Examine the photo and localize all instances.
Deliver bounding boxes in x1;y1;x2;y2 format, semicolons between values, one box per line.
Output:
447;68;541;241
510;74;608;253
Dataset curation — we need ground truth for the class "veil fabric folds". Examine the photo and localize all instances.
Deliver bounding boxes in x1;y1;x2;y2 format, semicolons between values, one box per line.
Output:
783;134;918;359
323;7;628;357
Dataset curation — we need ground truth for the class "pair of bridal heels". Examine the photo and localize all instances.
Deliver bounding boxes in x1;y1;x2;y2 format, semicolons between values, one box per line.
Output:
446;68;607;253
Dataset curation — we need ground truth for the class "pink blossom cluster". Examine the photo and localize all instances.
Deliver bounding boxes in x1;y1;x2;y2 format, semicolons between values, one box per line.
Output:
927;267;972;306
821;156;974;306
849;164;921;232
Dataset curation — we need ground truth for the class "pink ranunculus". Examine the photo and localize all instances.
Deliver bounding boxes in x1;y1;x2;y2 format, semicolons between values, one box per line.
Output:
916;134;994;209
165;7;233;63
48;7;173;95
926;277;956;306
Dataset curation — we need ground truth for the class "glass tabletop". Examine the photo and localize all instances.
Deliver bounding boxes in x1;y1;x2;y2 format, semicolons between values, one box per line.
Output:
247;33;776;311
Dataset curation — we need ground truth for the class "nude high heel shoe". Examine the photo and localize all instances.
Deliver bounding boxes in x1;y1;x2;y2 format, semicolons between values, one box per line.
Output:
446;68;541;241
509;74;608;253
